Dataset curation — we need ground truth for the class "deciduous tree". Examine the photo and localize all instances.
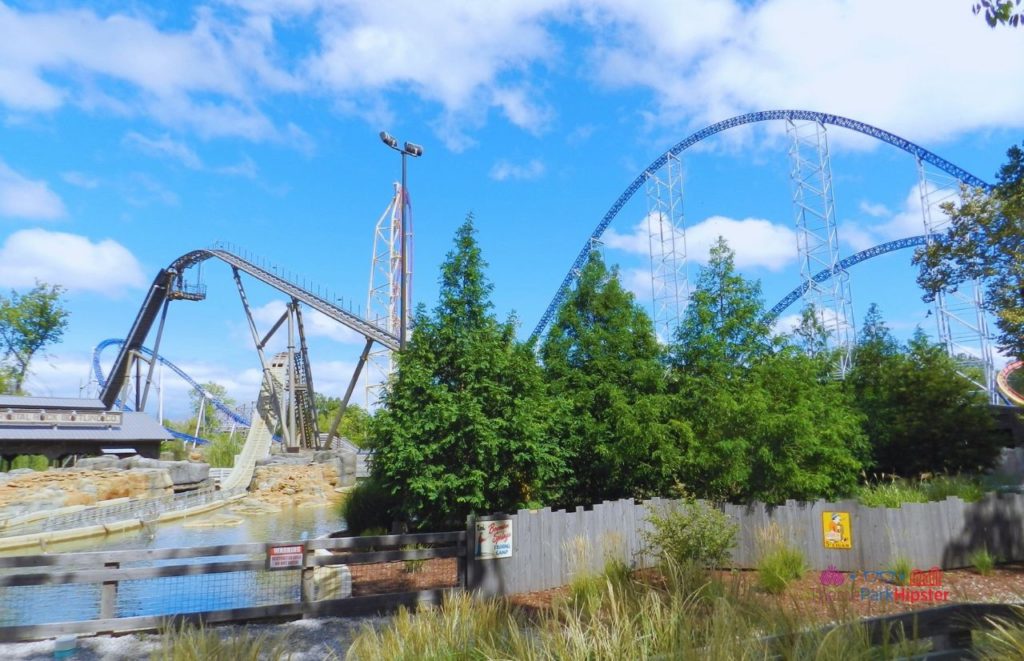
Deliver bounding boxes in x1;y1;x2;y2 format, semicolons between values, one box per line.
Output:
0;282;70;394
915;143;1024;360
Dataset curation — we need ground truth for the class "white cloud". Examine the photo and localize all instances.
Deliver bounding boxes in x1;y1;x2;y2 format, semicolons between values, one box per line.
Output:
251;299;363;345
582;0;1024;145
0;3;302;141
0;160;66;219
0;229;146;295
489;159;546;182
21;352;94;399
605;213;798;271
124;131;202;169
840;182;957;251
61;171;99;189
307;1;566;141
858;201;890;218
124;131;258;177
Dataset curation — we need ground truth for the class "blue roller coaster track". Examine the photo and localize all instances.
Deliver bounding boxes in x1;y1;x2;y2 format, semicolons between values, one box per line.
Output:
93;338;252;445
530;109;993;342
765;235;930;321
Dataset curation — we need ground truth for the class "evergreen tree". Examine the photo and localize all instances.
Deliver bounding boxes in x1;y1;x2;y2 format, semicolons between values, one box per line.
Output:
541;251;679;505
847;306;1002;476
370;216;562;530
668;237;866;503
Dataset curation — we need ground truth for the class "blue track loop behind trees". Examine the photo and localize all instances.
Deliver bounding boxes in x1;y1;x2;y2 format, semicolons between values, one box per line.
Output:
530;109;993;343
93;338;252;445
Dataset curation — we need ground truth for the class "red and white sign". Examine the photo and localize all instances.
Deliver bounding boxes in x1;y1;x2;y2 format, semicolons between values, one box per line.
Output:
266;544;305;570
476;519;512;559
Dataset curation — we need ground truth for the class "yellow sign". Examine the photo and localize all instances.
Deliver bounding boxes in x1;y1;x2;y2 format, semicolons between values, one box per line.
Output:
822;511;852;549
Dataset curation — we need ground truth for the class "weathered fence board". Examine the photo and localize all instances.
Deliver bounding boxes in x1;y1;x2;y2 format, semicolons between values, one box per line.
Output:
469;493;1024;597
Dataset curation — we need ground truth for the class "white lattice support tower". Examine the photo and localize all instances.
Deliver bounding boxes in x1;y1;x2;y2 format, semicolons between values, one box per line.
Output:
787;119;855;378
644;152;689;341
365;183;407;406
917;159;997;403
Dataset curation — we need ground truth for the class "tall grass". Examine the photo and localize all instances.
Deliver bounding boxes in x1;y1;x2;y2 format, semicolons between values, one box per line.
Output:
152;620;291;661
756;524;806;594
974;607;1024;660
857;474;987;507
970;547;997;576
345;557;926;660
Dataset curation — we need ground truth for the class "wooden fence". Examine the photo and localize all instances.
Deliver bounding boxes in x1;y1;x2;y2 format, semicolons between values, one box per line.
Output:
467;493;1024;596
0;531;466;642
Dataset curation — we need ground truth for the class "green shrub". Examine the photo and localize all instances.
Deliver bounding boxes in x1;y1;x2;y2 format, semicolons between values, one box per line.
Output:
152;620;290;660
199;434;242;468
643;499;738;570
970;547;997;576
757;544;806;594
339;478;398;535
402;544;427;574
160;440;189;461
10;454;49;471
887;556;913;586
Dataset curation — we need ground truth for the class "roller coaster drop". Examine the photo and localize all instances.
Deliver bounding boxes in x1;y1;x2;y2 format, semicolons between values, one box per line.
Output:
99;245;398;454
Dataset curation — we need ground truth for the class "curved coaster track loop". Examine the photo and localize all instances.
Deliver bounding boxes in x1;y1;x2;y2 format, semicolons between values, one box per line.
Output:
530;109;993;342
92;338;252;445
998;361;1024;407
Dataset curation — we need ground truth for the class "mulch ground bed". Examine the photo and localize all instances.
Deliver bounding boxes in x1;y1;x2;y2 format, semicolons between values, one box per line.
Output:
347;557;459;597
507;564;1024;624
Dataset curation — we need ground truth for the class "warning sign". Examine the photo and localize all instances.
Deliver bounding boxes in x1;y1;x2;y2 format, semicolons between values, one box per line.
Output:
267;544;305;570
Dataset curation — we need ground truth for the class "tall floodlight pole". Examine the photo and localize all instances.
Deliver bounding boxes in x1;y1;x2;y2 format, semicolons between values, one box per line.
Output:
379;132;423;351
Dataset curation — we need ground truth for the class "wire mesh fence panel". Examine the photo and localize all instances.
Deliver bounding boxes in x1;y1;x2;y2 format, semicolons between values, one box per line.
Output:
116;569;300;617
348;557;458;597
0;583;102;626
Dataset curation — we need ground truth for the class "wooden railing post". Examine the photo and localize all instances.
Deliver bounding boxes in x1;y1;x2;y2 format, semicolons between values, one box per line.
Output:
100;561;119;621
300;548;315;607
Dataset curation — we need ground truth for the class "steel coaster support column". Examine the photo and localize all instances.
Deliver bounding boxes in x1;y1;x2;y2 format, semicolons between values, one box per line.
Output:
365;184;403;406
293;302;320;449
286;301;297;452
644;152;688;342
917;159;997;403
140;299;170;412
787;119;855;377
328;338;375;447
233;266;292;448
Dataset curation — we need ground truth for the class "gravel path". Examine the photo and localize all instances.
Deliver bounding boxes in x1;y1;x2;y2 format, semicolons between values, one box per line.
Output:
0;615;389;660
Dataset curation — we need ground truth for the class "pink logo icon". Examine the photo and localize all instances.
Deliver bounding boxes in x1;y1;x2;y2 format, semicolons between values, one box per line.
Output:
819;564;845;586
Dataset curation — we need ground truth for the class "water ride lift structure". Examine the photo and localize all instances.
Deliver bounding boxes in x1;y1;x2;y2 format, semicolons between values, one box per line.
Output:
99;246;399;458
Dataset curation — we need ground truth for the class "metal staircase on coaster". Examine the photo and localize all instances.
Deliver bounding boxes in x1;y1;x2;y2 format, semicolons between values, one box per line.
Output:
219;353;289;491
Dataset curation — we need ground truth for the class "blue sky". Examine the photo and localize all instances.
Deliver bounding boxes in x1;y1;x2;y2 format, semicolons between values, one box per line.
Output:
0;0;1021;418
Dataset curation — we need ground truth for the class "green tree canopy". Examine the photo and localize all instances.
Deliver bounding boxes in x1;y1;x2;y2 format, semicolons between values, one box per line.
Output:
315;396;371;447
541;251;679;505
0;282;70;394
370;215;562;530
915;143;1024;359
667;237;866;503
847;306;1001;477
973;0;1023;27
187;382;233;438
